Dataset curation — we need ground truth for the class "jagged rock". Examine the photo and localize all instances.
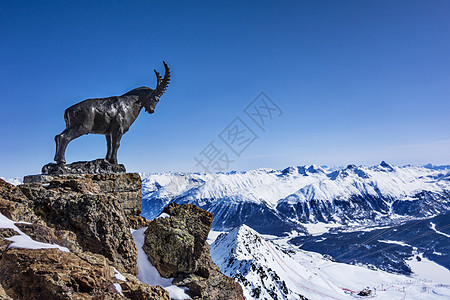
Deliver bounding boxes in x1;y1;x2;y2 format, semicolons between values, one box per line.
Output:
172;243;244;299
0;175;174;299
127;215;149;230
18;175;139;275
0;228;17;253
1;174;243;299
0;179;26;203
0;248;168;300
119;275;170;300
0;284;11;300
0;179;39;223
42;159;126;175
143;203;244;300
0;248;118;299
143;203;213;277
71;252;170;300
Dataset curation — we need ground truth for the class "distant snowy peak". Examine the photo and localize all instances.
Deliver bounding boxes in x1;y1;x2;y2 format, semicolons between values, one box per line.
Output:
0;177;23;186
211;225;268;267
211;224;450;300
213;225;267;261
379;160;395;171
211;225;311;299
422;163;450;171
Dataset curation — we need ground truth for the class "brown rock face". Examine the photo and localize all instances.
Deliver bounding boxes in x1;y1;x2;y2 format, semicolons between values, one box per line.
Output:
0;248;118;299
127;215;150;230
0;283;12;300
0;177;170;300
0;179;38;223
143;203;244;300
120;277;170;300
1;176;243;299
18;174;140;275
143;203;213;277
0;248;169;300
172;242;245;300
0;228;16;253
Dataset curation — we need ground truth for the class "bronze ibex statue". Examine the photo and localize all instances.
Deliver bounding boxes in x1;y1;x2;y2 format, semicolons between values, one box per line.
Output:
54;61;170;164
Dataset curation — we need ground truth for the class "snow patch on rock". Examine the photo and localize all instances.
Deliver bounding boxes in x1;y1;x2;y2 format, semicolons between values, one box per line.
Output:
0;212;70;252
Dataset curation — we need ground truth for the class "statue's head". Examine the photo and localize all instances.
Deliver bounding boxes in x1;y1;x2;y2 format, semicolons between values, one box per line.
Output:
143;91;159;114
143;61;170;114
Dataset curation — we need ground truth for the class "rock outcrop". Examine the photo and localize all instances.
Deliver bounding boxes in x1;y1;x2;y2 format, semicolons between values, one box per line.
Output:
0;176;169;299
0;248;169;300
0;179;39;224
1;174;244;300
143;203;244;300
0;284;11;300
127;215;150;230
0;228;15;253
19;174;140;275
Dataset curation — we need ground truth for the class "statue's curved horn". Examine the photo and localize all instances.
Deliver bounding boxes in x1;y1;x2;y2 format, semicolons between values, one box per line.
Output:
153;61;170;100
154;70;162;89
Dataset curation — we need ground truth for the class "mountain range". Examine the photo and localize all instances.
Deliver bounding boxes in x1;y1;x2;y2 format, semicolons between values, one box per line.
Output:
139;162;450;298
140;162;450;235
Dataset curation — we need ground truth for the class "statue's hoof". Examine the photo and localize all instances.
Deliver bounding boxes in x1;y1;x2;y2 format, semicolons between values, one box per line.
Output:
42;163;62;175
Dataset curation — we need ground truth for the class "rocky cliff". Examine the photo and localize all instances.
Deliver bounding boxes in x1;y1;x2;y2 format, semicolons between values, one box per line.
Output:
143;203;244;300
0;174;243;300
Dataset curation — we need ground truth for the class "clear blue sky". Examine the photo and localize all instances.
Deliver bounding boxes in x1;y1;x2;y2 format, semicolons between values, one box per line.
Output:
1;1;449;177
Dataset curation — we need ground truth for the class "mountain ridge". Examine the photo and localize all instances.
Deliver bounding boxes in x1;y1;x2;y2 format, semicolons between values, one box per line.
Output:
139;162;450;235
210;223;450;300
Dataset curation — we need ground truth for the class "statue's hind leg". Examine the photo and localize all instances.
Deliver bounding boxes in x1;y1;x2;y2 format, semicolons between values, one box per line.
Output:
105;134;112;162
108;132;122;164
54;128;85;164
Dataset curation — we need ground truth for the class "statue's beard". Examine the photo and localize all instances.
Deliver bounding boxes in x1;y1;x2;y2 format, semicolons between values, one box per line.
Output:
144;107;155;114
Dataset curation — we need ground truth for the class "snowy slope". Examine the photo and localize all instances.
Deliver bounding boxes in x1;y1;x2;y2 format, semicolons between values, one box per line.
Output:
131;227;190;299
210;224;450;300
141;163;450;234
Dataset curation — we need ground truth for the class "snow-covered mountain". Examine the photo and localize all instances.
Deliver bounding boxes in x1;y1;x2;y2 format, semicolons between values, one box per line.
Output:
210;224;450;300
0;177;22;186
140;162;450;235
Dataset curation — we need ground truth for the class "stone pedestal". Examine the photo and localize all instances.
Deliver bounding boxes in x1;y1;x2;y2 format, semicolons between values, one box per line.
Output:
41;159;126;175
23;173;142;217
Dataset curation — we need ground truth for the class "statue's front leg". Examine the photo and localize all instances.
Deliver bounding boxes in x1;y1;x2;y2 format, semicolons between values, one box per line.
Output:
54;127;85;164
54;130;69;164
